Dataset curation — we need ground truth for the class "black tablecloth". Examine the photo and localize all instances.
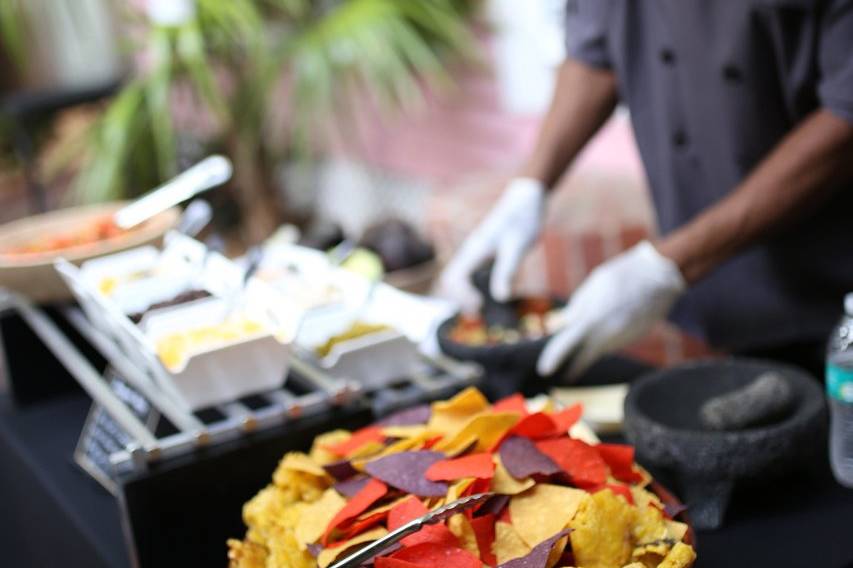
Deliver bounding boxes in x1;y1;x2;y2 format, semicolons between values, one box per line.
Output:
2;358;853;566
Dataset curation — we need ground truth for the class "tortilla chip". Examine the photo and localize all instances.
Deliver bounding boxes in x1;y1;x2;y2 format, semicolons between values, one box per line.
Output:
390;542;482;568
322;479;387;545
492;393;529;415
364;451;448;497
428;387;490;435
507;412;559;440
322;426;385;458
470;514;497;565
294;488;346;548
496;529;571;568
425;453;495;482
536;438;608;489
493;521;531;564
509;484;586;548
317;527;388;568
570;490;636;568
388;496;458;548
448;514;480;557
658;542;696;568
666;520;688;542
435;412;520;455
378;404;431;427
275;452;328;478
550;403;583;433
491;455;536;495
227;538;268;568
499;437;561;479
597;444;644;484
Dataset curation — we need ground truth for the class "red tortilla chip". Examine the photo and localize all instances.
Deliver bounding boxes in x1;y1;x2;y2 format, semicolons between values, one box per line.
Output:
492;394;528;415
594;484;634;505
535;438;607;489
595;443;643;484
323;478;388;545
389;496;459;548
507;413;559;440
390;542;483;568
339;509;390;541
376;558;422;568
470;514;497;566
324;426;385;457
549;404;582;433
425;453;495;482
498;505;511;524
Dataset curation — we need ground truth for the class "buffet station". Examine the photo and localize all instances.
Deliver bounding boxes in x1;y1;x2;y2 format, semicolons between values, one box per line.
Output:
0;158;851;568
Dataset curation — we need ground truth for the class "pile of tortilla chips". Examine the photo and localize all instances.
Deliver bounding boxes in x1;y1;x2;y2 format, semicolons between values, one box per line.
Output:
227;388;696;568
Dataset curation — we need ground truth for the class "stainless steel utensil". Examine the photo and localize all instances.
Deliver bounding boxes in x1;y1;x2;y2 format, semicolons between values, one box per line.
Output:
114;155;232;230
328;492;494;568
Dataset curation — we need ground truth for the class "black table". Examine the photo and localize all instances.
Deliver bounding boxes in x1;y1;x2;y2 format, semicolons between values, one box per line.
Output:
2;335;852;567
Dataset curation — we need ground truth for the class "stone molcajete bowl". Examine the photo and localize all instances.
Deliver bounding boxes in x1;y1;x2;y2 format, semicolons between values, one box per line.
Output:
624;358;827;531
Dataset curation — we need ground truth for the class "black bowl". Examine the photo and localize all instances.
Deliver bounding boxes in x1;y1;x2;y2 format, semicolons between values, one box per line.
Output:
436;298;566;398
624;358;827;530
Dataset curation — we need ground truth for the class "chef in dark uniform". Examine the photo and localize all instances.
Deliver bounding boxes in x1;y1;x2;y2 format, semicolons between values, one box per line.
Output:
440;0;853;379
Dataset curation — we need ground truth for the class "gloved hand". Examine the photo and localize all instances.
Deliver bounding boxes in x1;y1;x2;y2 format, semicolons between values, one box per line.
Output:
438;178;546;312
537;241;686;379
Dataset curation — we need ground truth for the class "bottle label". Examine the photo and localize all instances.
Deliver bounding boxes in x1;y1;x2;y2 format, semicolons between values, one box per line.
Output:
827;363;853;403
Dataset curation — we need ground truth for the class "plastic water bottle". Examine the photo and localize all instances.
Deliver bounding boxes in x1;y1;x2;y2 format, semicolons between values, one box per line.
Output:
827;293;853;488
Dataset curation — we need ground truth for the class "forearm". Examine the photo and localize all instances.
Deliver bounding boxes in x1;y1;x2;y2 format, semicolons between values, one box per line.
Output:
519;59;619;190
658;109;853;283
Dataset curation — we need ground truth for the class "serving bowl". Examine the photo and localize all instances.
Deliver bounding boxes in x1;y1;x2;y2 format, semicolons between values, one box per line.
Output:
0;202;180;303
624;358;827;530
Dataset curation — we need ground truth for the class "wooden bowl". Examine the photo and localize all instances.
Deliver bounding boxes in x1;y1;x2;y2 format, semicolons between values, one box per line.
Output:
0;202;180;303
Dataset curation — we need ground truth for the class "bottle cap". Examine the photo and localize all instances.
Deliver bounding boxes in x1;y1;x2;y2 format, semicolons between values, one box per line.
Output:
845;292;853;316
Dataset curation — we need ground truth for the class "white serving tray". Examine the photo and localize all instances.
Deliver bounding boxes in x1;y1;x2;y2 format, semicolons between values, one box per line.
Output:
55;234;303;411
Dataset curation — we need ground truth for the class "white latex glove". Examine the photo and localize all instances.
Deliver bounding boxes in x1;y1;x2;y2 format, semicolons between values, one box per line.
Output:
438;178;545;312
537;241;686;379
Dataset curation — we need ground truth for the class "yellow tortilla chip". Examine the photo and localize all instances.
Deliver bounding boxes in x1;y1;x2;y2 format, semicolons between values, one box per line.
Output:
310;430;351;465
265;524;315;568
493;521;531;564
509;484;586;547
491;455;535;495
227;538;268;568
353;430;436;470
666;520;688;542
381;425;431;438
434;412;520;455
347;440;386;460
428;387;489;435
632;502;669;545
317;527;388;568
631;486;664;511
658;542;696;568
293;488;346;548
570;490;637;568
448;514;480;557
448;477;477;500
277;452;328;478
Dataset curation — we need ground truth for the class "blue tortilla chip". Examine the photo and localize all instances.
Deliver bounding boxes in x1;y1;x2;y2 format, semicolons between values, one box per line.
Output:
499;436;561;479
475;494;510;518
334;475;371;498
497;529;572;568
364;451;448;497
377;405;431;427
324;459;358;481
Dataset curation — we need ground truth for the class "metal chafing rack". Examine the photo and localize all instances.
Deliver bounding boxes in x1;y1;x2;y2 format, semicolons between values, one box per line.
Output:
0;289;478;491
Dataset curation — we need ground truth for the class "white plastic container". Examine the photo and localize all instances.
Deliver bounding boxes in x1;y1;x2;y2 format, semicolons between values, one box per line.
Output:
55;234;303;411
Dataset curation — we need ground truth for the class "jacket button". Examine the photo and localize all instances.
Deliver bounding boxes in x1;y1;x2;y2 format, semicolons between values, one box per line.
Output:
672;130;689;148
660;48;676;65
723;64;743;83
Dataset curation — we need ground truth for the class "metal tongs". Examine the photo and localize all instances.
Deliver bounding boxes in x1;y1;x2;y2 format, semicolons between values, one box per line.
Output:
329;492;494;568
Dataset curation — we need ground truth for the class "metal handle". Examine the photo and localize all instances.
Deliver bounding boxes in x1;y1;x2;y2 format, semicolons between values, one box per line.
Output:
114;155;232;229
329;493;493;568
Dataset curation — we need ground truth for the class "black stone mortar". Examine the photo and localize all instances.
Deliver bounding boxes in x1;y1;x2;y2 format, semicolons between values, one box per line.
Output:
624;358;827;531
